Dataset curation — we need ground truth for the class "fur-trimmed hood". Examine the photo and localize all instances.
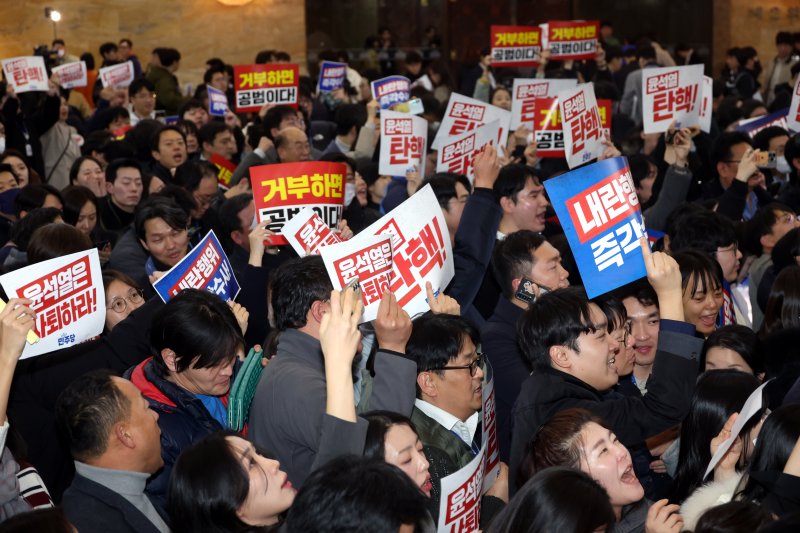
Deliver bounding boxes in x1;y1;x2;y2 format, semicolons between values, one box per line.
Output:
680;472;744;530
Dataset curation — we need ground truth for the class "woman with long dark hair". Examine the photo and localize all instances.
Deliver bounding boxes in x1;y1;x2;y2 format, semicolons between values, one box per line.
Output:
760;265;800;337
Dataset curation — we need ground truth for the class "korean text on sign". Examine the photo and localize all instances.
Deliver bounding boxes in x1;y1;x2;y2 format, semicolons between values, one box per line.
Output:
0;249;105;359
99;61;135;88
481;369;501;494
543;157;647;298
437;447;486;533
2;56;48;93
321;234;394;314
153;231;240;303
251;161;346;246
380;110;428;176
282;207;343;257
371;75;411;110
436;120;499;182
490;25;542;67
548;20;600;60
510;78;577;129
234;63;299;113
532;97;565;158
559;83;605;168
642;64;703;134
432;93;511;151
787;74;800;132
207;85;229;117
318;61;348;93
52;61;88;89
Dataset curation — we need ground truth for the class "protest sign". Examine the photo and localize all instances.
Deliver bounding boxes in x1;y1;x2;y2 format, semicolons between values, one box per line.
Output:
642;64;704;134
736;108;791;138
282;207;343;257
210;153;236;189
511;78;577;129
2;56;48;93
233;63;299;113
207;85;228;117
547;20;600;60
99;61;135;88
532;97;565;158
360;184;454;315
152;231;240;303
320;234;393;322
789;75;800;132
698;76;713;134
437;446;486;533
380;110;428;177
0;249;104;358
490;25;542;68
481;363;500;494
436;120;499;182
250;161;345;246
432;93;511;151
318;61;348;93
52;61;87;89
543;157;646;298
371;75;411;110
559;83;605;168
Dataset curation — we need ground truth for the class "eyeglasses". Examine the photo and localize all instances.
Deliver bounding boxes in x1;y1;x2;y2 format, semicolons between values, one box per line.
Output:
108;288;144;314
715;244;738;256
431;353;483;377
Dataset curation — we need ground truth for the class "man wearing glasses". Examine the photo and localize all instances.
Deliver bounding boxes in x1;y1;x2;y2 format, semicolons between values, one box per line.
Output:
406;313;509;523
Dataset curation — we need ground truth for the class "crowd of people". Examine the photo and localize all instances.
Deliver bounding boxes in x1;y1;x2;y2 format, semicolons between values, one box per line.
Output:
0;20;800;533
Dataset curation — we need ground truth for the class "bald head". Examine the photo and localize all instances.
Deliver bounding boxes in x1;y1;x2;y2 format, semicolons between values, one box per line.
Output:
275;126;311;163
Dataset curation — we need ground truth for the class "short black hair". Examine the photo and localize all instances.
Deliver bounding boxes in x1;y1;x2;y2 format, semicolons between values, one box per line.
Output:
150;125;187;153
178;98;206;118
27;223;93;264
743;202;794;256
60;185;98;226
263;105;300;139
254;49;276;64
128;77;155;98
198;122;231;148
711;131;753;170
14;184;62;217
492;230;547;298
99;42;118;56
672;249;723;298
776;31;793;46
105;157;142;184
421;172;472;211
55;370;131;462
517;287;597;372
333;104;367;137
283;456;430;533
669;209;737;256
104;107;130;129
614;278;659;309
150;289;244;377
203;64;227;85
752;126;790;152
593;292;628;332
134;196;189;241
405;50;423;64
636;44;656;61
218;193;252;237
69;155;103;186
701;325;763;374
627;153;654;189
270;255;333;331
154;47;181;67
318;151;356;173
494;164;539;203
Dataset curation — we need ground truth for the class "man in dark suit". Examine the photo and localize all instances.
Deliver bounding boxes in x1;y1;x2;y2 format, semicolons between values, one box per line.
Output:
56;371;168;533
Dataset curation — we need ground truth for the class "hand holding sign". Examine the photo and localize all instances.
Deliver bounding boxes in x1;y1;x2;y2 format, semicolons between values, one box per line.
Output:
0;300;37;358
640;237;684;322
426;282;460;315
248;219;275;267
473;144;500;189
709;413;742;481
227;301;250;335
373;291;412;353
320;286;364;370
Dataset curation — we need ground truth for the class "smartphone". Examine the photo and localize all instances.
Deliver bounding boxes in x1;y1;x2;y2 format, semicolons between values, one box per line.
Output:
755;151;777;169
94;240;111;251
664;130;677;145
514;278;538;304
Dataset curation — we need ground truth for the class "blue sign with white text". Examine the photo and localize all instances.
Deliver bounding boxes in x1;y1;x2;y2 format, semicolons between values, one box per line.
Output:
543;157;647;298
371;75;411;109
207;85;229;117
318;61;347;93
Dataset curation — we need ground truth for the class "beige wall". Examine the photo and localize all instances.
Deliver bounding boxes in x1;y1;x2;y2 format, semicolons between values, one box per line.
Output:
714;0;800;76
0;0;306;87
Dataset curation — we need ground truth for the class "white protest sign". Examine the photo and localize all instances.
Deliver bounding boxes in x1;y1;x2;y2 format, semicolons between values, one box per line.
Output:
511;78;578;129
380;110;428;177
0;249;105;358
282;207;343;257
787;75;800;133
704;379;771;479
432;93;511;151
481;363;500;494
642;64;704;134
437;445;486;532
2;57;49;93
698;76;713;134
99;61;135;89
360;184;455;319
52;61;88;89
559;83;605;169
320;234;393;322
436;120;499;183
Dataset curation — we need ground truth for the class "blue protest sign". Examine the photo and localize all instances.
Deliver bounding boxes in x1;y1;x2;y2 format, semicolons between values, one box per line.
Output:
153;231;240;302
318;61;347;93
543;156;646;298
207;85;229;117
735;108;791;137
371;75;411;109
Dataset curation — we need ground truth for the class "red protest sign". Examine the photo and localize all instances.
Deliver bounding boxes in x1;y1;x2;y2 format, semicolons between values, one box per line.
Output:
532;97;564;158
210;153;236;188
331;235;394;307
490;25;541;67
566;167;640;244
548;20;600;60
233;63;299;113
250;161;345;246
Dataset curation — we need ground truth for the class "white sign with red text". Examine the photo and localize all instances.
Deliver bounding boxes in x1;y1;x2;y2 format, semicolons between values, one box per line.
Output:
642;64;703;134
787;75;800;133
320;233;394;322
511;78;577;129
282;207;343;257
438;444;486;533
436;120;499;183
380;110;428;177
359;184;454;320
0;249;105;358
2;56;48;93
52;61;88;89
481;368;500;494
559;83;605;169
698;76;713;134
432;93;510;152
99;61;135;89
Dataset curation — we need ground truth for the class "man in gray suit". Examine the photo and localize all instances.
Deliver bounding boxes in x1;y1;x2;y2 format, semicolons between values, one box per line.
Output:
620;43;660;127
